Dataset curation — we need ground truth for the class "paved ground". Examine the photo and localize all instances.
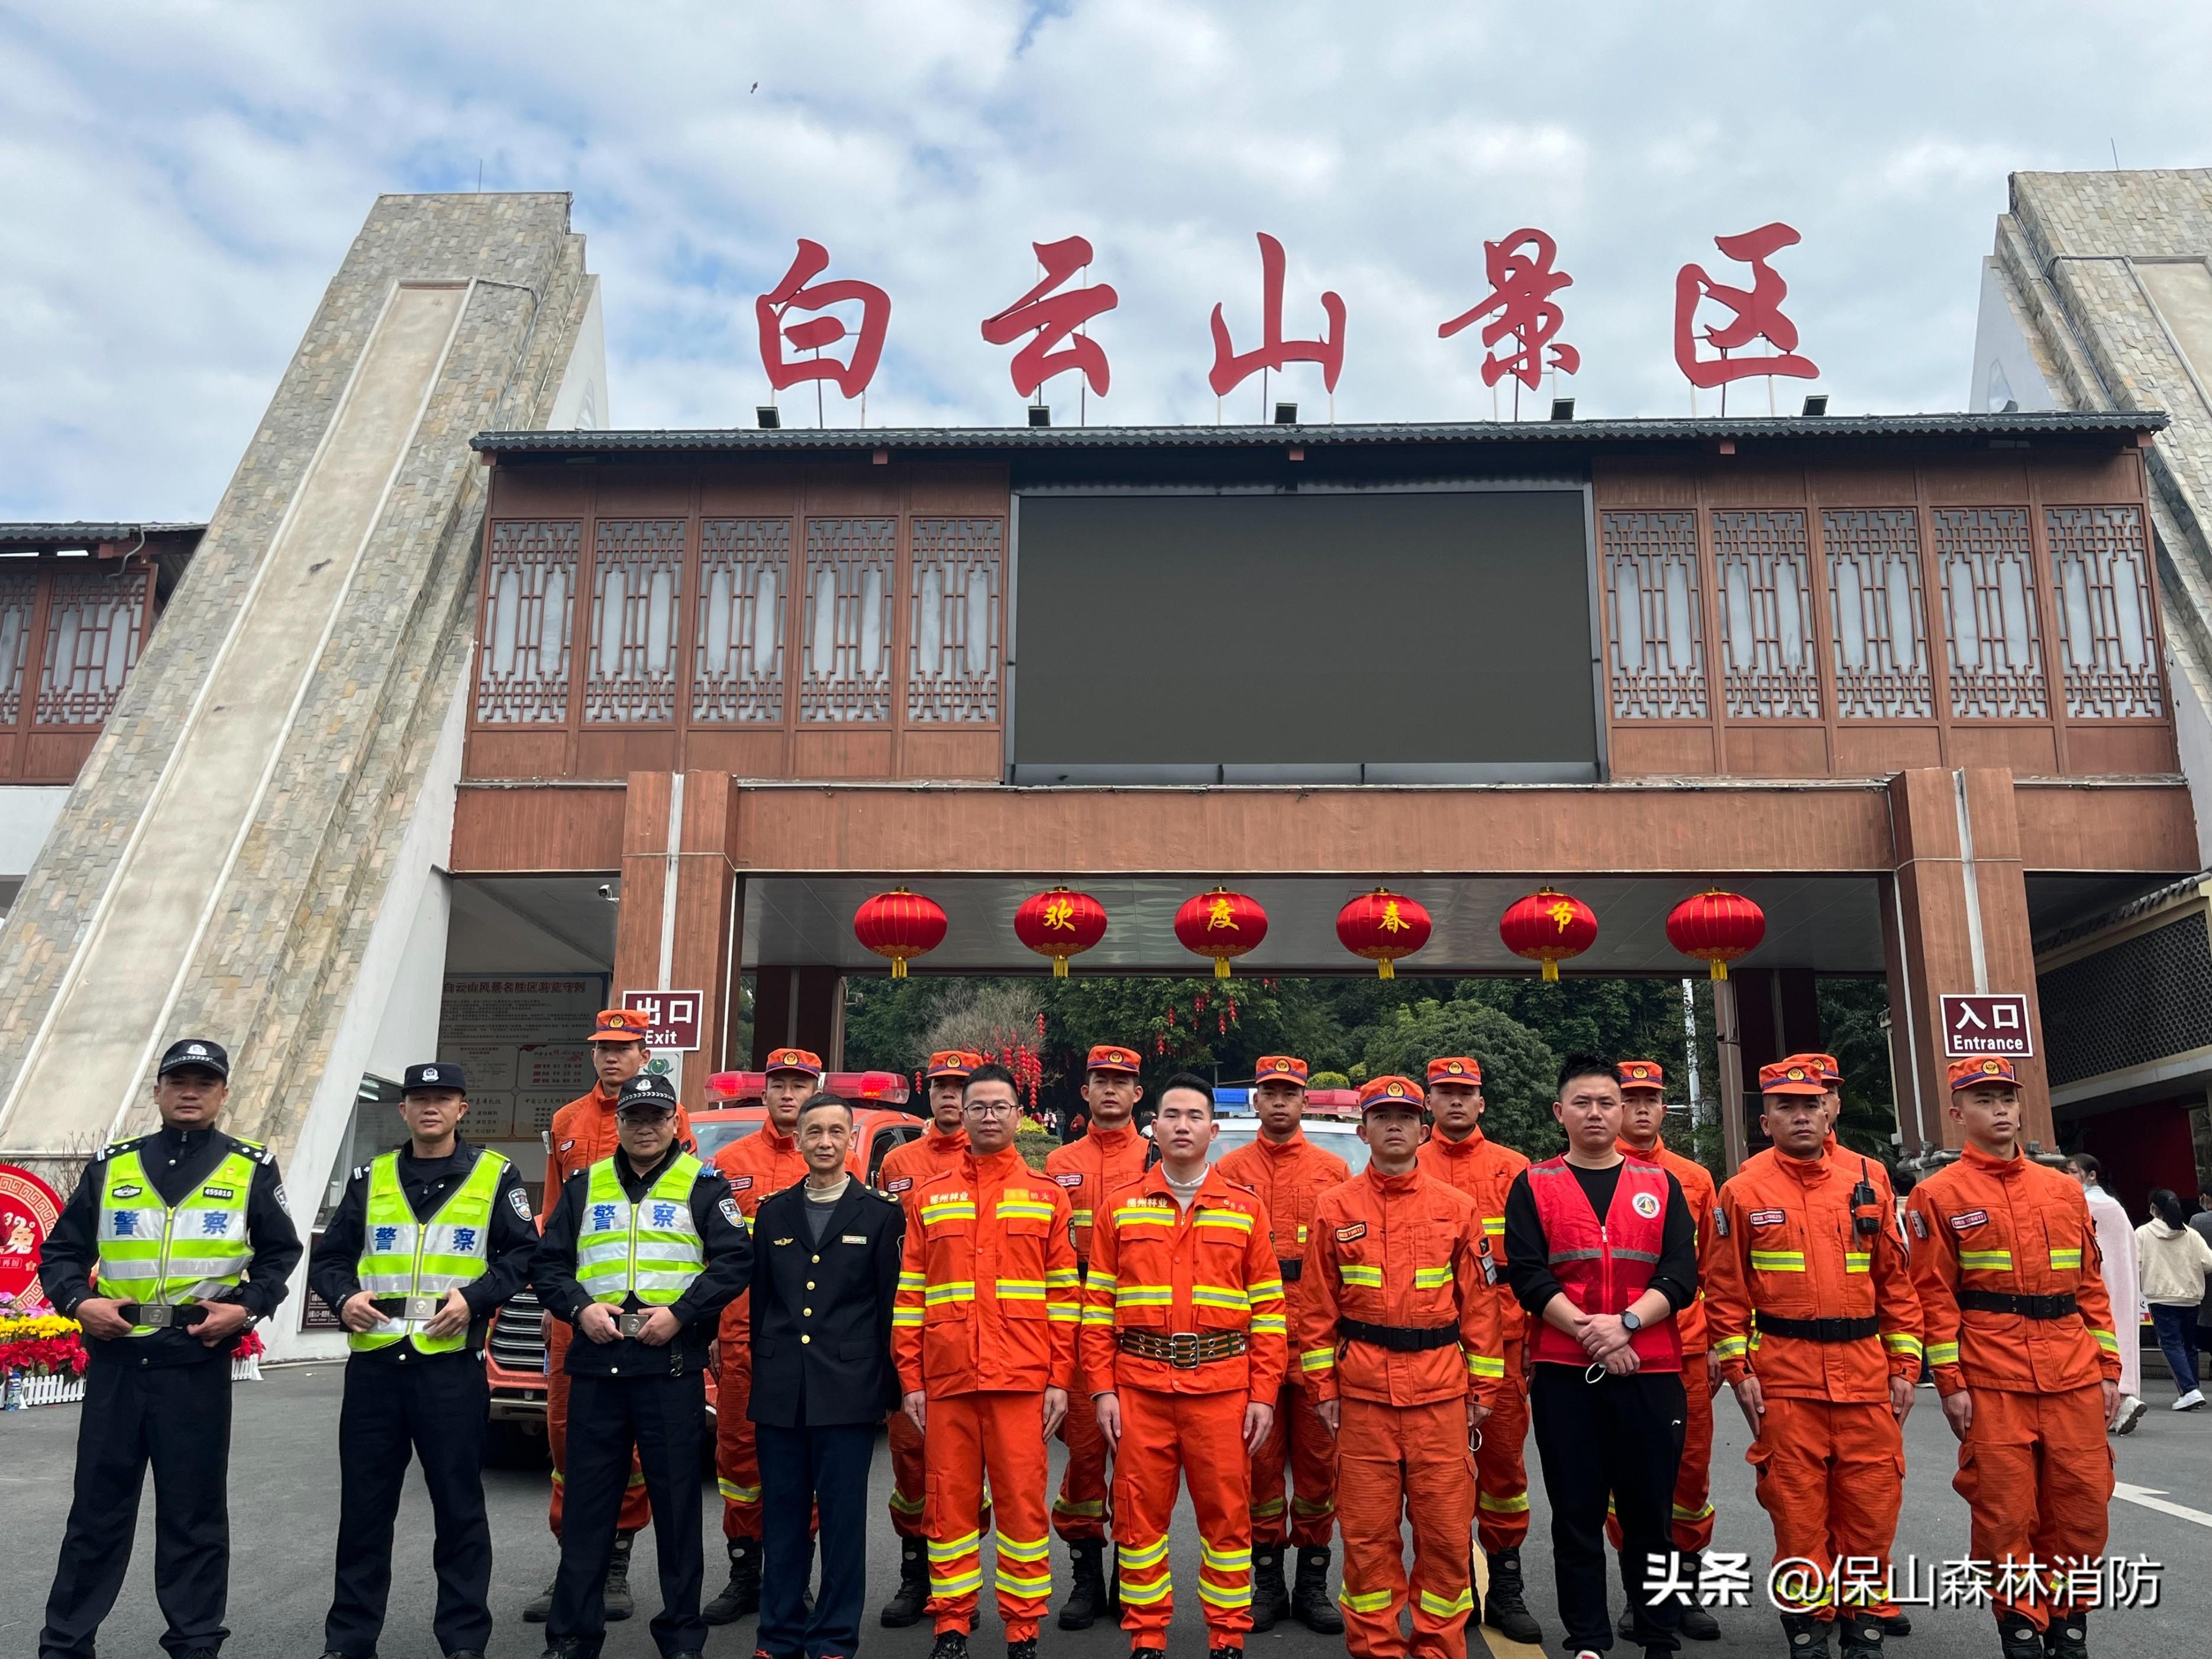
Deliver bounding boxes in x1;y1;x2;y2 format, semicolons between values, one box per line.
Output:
4;1363;2208;1658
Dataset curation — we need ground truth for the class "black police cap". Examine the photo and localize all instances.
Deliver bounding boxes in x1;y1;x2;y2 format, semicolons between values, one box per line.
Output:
402;1062;467;1094
157;1038;230;1080
616;1073;680;1113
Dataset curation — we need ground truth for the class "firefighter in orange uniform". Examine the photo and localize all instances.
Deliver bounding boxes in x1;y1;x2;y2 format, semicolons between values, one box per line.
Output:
877;1048;990;1628
1303;1076;1502;1659
1045;1044;1155;1629
1215;1056;1349;1635
1609;1060;1724;1642
1082;1073;1286;1659
1906;1058;2121;1659
700;1046;819;1624
895;1061;1081;1659
1411;1055;1541;1647
524;1007;695;1625
1707;1060;1923;1659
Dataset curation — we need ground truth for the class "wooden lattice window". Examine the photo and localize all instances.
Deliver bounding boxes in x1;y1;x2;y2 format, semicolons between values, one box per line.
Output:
2046;505;2163;718
1933;508;2047;719
585;519;686;725
1712;509;1820;718
36;567;147;726
1823;509;1931;719
693;518;789;724
476;520;579;724
908;518;1002;723
802;518;896;724
1601;511;1707;719
0;570;33;725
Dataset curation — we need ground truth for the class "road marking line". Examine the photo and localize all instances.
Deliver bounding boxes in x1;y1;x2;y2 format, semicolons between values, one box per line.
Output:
2114;1482;2212;1529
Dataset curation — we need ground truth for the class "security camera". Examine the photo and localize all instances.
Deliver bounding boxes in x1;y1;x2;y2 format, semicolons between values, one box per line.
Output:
597;883;617;902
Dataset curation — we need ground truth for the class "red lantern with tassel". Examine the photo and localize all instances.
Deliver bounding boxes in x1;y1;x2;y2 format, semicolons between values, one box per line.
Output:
1013;886;1108;977
1499;887;1597;982
1173;887;1268;979
1335;887;1433;980
1665;889;1766;980
852;887;947;979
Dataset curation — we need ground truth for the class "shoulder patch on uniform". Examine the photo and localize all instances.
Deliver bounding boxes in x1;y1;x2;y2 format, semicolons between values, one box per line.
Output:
1054;1171;1083;1187
719;1198;742;1228
1336;1222;1367;1242
1631;1190;1662;1219
352;1164;370;1182
510;1187;534;1221
560;1139;576;1153
887;1176;913;1194
1748;1209;1786;1227
272;1184;288;1208
1713;1209;1729;1237
1949;1209;1988;1230
1907;1210;1927;1240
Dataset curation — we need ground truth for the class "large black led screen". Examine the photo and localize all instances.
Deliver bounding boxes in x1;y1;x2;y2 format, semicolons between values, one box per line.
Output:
1012;490;1598;777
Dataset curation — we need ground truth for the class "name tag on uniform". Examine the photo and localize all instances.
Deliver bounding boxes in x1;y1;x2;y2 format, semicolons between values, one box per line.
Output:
1951;1210;1988;1230
402;1294;441;1321
1748;1209;1786;1227
842;1233;867;1244
618;1311;650;1338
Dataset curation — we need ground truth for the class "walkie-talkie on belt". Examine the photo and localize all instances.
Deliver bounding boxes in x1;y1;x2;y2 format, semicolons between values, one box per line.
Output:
1852;1157;1884;1238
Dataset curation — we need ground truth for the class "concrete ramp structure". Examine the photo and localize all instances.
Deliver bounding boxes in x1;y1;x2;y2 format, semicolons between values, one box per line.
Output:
0;196;600;1309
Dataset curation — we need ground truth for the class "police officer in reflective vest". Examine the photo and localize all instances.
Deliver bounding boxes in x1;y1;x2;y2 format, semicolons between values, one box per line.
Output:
308;1061;538;1659
35;1037;303;1659
531;1071;753;1659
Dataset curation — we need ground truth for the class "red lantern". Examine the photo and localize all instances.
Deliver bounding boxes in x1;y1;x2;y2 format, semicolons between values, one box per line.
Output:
852;887;947;978
1499;887;1597;982
1013;886;1108;977
1666;889;1766;980
1335;887;1433;980
1173;886;1268;979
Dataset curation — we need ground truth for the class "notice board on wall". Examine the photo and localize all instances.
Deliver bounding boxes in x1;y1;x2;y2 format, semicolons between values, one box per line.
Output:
437;974;610;1144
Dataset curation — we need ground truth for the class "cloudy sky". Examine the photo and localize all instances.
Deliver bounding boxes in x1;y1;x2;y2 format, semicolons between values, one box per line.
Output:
2;2;2205;519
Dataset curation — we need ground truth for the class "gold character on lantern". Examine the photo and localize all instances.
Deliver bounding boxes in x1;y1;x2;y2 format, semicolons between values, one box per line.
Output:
1206;896;1239;932
1378;899;1411;934
1043;896;1076;931
1543;899;1577;933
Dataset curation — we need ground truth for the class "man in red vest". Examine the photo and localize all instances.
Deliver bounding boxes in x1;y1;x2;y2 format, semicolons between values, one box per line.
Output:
1504;1055;1701;1657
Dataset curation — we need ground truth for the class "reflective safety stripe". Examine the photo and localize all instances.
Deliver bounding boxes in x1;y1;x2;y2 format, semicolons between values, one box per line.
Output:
1115;1284;1172;1306
1712;1334;1749;1360
931;1568;985;1595
1478;1490;1530;1514
1882;1332;1923;1358
352;1148;508;1354
1085;1273;1116;1293
898;1271;926;1291
719;1478;761;1503
999;1566;1053;1595
1465;1350;1504;1379
1245;1277;1285;1301
1926;1341;1960;1364
1052;1496;1106;1518
1413;1265;1452;1289
1251;1495;1288;1518
1339;1586;1395;1613
889;1486;926;1515
1339;1264;1383;1287
1482;1216;1506;1237
1190;1283;1250;1310
1251;1313;1287;1335
1118;1537;1170;1569
1080;1307;1116;1326
1291;1496;1335;1517
97;1147;258;1337
929;1529;983;1562
1548;1247;1602;1263
1419;1587;1474;1619
892;1308;925;1327
925;1281;977;1304
2090;1327;2120;1353
996;1198;1057;1222
1300;1347;1336;1374
576;1154;705;1306
1749;1251;1806;1272
1048;1302;1082;1324
921;1200;976;1227
1046;1267;1081;1289
1612;1247;1661;1264
1844;1251;1871;1273
2049;1249;2083;1270
994;1279;1048;1300
1958;1250;2013;1270
1068;1208;1094;1227
1114;1205;1174;1228
1200;1541;1252;1571
1673;1500;1715;1522
1196;1208;1254;1233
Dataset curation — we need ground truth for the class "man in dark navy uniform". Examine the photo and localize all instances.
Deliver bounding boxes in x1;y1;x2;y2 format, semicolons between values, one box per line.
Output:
36;1037;303;1659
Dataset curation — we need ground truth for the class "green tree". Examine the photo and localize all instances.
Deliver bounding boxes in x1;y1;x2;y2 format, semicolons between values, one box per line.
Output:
1817;977;1900;1160
1360;999;1564;1159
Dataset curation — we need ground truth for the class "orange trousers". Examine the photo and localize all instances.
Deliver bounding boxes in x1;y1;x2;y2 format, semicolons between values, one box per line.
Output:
1112;1386;1252;1649
1475;1335;1531;1555
1337;1396;1476;1659
923;1392;1054;1639
1748;1395;1903;1619
1606;1350;1715;1554
545;1317;650;1537
888;1407;929;1538
1052;1357;1111;1541
1954;1384;2114;1632
714;1315;762;1541
1249;1378;1337;1550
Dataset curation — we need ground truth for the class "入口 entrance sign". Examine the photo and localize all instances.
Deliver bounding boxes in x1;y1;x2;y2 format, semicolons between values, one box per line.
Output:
1940;993;2033;1060
621;990;705;1052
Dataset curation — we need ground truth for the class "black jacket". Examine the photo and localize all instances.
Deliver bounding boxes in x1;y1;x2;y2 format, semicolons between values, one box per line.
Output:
308;1141;537;1362
746;1178;905;1428
41;1124;302;1368
530;1147;753;1379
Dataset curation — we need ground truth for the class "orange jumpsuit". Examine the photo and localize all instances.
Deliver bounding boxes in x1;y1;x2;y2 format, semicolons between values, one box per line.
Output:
1216;1128;1349;1551
1045;1122;1153;1543
880;1124;974;1541
1299;1164;1502;1659
1080;1164;1287;1651
541;1084;695;1538
1607;1140;1722;1555
1906;1147;2120;1633
1707;1148;1923;1620
1414;1127;1530;1555
894;1149;1080;1641
711;1119;808;1541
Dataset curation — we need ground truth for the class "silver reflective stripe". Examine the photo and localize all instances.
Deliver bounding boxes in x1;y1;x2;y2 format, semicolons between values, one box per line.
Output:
1548;1248;1603;1263
1613;1248;1661;1264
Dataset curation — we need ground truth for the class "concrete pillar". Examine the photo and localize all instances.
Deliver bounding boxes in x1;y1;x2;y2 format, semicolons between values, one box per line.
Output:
612;771;744;1113
1882;767;2051;1151
751;967;847;1070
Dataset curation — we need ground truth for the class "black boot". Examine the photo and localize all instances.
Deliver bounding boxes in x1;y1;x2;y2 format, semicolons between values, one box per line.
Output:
1484;1546;1543;1644
881;1538;929;1628
1678;1551;1722;1640
1780;1612;1833;1655
1998;1621;2047;1659
931;1632;970;1659
702;1536;760;1624
1293;1547;1345;1635
1106;1547;1124;1612
1249;1546;1289;1633
1059;1539;1107;1631
602;1530;637;1622
1838;1615;1885;1659
1882;1613;1914;1638
1007;1641;1038;1659
2046;1612;2086;1658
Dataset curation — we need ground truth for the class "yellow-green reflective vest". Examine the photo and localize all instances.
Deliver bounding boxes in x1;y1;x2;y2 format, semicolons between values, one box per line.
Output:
350;1147;509;1354
96;1143;259;1338
576;1153;706;1307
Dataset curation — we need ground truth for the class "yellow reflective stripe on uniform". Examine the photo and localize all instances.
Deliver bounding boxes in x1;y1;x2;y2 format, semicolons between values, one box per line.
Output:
719;1477;761;1503
1844;1252;1871;1273
1080;1306;1116;1326
1052;1496;1105;1518
892;1307;925;1327
996;1531;1051;1563
994;1279;1048;1300
1190;1283;1249;1310
931;1567;986;1595
1882;1332;1923;1358
1339;1264;1383;1287
2049;1249;2083;1270
1926;1341;1960;1364
1339;1586;1394;1613
1482;1216;1506;1236
889;1485;926;1515
1048;1303;1081;1323
1413;1265;1452;1289
996;1197;1057;1221
1115;1284;1173;1306
1085;1272;1116;1292
1046;1267;1081;1289
1068;1208;1094;1227
1196;1208;1254;1231
1200;1541;1252;1571
921;1200;976;1226
1251;1313;1287;1335
1251;1495;1288;1519
1245;1277;1284;1302
1958;1250;2013;1270
898;1271;926;1291
1301;1346;1336;1373
925;1280;977;1303
1118;1537;1170;1569
1115;1205;1174;1228
928;1528;983;1562
1465;1350;1504;1379
2090;1327;2120;1353
1712;1334;1749;1360
1673;1500;1715;1522
1749;1251;1806;1271
1479;1490;1530;1513
1419;1587;1475;1619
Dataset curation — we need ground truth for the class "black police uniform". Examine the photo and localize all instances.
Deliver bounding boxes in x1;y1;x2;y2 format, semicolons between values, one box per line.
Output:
308;1061;538;1659
530;1078;752;1658
745;1171;905;1659
36;1040;303;1659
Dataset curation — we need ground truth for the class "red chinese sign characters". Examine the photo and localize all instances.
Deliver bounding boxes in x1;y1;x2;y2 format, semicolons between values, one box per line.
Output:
1208;232;1346;398
981;236;1119;399
1438;228;1580;390
756;238;892;398
1672;222;1817;388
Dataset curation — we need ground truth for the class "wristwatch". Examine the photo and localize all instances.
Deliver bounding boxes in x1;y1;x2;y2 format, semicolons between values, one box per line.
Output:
1620;1308;1642;1333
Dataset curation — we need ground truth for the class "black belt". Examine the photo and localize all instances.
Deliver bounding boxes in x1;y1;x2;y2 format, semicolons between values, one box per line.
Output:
369;1294;449;1322
1278;1258;1304;1283
115;1302;208;1329
1117;1329;1248;1368
1755;1313;1879;1344
1338;1317;1461;1353
1959;1289;2079;1320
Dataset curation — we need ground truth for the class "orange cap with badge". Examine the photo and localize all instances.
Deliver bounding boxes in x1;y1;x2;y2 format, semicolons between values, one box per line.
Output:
1425;1057;1483;1087
1619;1059;1665;1093
763;1047;824;1079
1948;1056;2019;1091
1358;1074;1426;1111
1792;1051;1842;1086
1758;1059;1826;1097
588;1008;651;1044
926;1050;980;1080
1254;1055;1309;1085
1086;1044;1141;1076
